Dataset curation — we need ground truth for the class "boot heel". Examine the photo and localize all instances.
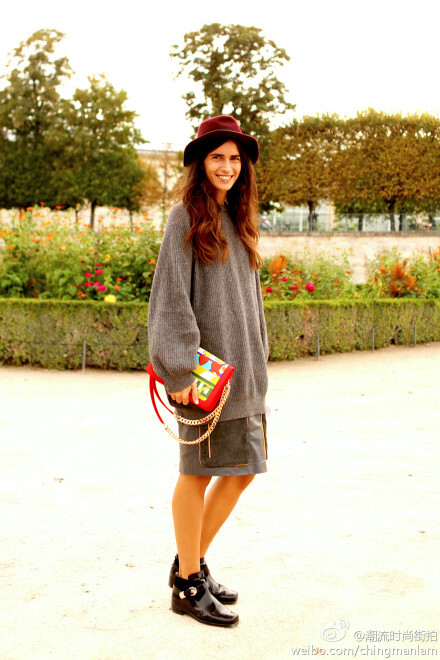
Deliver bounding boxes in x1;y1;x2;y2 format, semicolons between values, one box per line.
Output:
171;599;186;615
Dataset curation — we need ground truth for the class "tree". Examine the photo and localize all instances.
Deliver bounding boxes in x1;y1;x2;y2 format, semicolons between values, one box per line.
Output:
0;31;147;221
170;23;294;147
327;110;440;231
261;115;339;228
65;75;146;227
0;29;72;208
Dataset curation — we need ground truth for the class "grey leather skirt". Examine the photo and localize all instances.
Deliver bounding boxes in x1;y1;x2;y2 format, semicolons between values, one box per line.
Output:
178;414;268;476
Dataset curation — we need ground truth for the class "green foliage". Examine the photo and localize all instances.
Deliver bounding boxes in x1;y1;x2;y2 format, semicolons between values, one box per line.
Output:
264;298;440;360
0;31;148;218
65;75;146;225
261;110;440;222
0;210;162;301
260;249;356;300
259;115;339;216
1;298;439;369
170;23;294;146
0;29;72;209
0;298;150;369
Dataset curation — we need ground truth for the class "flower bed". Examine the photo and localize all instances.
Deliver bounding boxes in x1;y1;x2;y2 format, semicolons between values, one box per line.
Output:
2;209;440;301
0;209;162;302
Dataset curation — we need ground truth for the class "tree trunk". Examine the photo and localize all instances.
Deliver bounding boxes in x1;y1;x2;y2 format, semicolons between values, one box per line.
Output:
90;202;96;230
307;202;315;231
75;208;79;224
389;204;396;231
358;214;364;231
129;211;133;231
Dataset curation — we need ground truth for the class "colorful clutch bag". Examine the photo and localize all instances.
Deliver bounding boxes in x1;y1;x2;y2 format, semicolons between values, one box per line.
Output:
146;348;234;444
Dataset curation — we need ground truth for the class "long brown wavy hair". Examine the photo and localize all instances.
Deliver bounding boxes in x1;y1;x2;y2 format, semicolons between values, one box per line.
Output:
173;137;262;270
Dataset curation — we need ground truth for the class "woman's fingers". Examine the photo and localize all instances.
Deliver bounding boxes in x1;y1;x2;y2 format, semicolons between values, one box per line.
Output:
169;382;197;406
191;381;199;405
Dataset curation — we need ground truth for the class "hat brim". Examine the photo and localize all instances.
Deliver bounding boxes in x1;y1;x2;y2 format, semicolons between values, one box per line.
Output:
183;129;259;166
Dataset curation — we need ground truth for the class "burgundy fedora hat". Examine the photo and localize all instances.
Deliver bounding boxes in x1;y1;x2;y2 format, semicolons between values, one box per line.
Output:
183;115;259;166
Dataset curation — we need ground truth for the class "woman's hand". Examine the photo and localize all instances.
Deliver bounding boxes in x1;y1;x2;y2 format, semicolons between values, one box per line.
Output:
169;381;199;406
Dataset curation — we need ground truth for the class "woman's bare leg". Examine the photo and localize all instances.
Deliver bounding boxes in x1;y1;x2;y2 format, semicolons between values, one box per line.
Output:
172;474;212;579
199;475;255;558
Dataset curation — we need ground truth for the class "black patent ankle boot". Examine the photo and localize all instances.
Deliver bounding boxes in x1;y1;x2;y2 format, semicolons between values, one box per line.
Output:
168;554;238;604
171;571;239;627
200;556;238;604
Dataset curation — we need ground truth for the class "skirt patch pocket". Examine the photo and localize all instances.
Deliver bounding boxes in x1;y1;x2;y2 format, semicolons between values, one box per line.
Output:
199;417;251;468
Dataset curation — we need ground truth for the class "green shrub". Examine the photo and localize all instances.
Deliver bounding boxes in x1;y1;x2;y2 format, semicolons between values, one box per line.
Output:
1;298;439;369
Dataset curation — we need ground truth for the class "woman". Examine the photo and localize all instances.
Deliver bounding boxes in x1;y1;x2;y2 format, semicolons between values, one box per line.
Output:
148;115;269;628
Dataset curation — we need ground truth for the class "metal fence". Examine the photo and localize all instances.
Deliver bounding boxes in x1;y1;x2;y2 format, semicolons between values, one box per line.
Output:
259;211;440;233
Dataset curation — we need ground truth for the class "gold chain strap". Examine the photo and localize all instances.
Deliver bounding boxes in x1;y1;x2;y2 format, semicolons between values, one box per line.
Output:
163;381;231;445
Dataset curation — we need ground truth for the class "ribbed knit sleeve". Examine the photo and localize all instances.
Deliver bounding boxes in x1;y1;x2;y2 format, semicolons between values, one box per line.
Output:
148;204;200;393
255;271;269;361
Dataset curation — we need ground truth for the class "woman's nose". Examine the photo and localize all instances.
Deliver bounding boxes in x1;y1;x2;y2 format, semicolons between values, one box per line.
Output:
220;159;233;172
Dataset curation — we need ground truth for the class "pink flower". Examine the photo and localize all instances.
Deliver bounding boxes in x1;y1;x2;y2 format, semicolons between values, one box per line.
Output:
265;287;273;293
98;285;107;291
84;272;92;278
281;277;288;282
85;282;92;288
96;268;103;275
93;282;100;287
290;285;298;290
305;281;315;292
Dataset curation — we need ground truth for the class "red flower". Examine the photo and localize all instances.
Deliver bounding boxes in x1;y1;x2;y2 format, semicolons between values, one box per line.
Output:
84;272;92;278
96;268;103;275
265;287;273;293
290;285;298;290
98;284;106;291
280;277;288;282
305;281;315;292
85;282;92;288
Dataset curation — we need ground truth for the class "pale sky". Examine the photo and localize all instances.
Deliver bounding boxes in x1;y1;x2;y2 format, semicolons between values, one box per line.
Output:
2;0;440;151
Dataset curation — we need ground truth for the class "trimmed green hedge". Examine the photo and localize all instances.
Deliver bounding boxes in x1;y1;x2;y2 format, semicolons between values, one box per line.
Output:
0;298;439;370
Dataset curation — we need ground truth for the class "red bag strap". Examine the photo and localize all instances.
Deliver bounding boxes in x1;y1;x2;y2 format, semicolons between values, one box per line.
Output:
148;371;174;425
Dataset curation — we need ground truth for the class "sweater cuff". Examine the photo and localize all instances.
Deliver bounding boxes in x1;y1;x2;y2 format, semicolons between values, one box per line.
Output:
164;371;195;394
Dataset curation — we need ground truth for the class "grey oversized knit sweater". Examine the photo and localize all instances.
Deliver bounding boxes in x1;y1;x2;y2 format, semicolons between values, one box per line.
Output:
148;202;269;422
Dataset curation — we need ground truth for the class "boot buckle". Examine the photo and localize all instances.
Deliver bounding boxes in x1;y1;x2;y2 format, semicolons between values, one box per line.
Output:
180;586;197;599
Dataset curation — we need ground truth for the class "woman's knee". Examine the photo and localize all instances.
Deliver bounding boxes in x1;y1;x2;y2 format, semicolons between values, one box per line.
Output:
186;474;212;492
226;474;256;492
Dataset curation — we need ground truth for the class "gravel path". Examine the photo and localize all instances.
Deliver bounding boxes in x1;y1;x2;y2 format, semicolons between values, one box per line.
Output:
1;344;439;659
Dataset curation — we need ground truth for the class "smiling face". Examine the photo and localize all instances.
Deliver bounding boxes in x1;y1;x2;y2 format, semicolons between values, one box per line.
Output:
203;140;242;204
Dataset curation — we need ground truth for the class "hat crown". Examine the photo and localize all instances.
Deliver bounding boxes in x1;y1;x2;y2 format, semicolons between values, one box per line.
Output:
197;115;243;139
183;114;259;166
